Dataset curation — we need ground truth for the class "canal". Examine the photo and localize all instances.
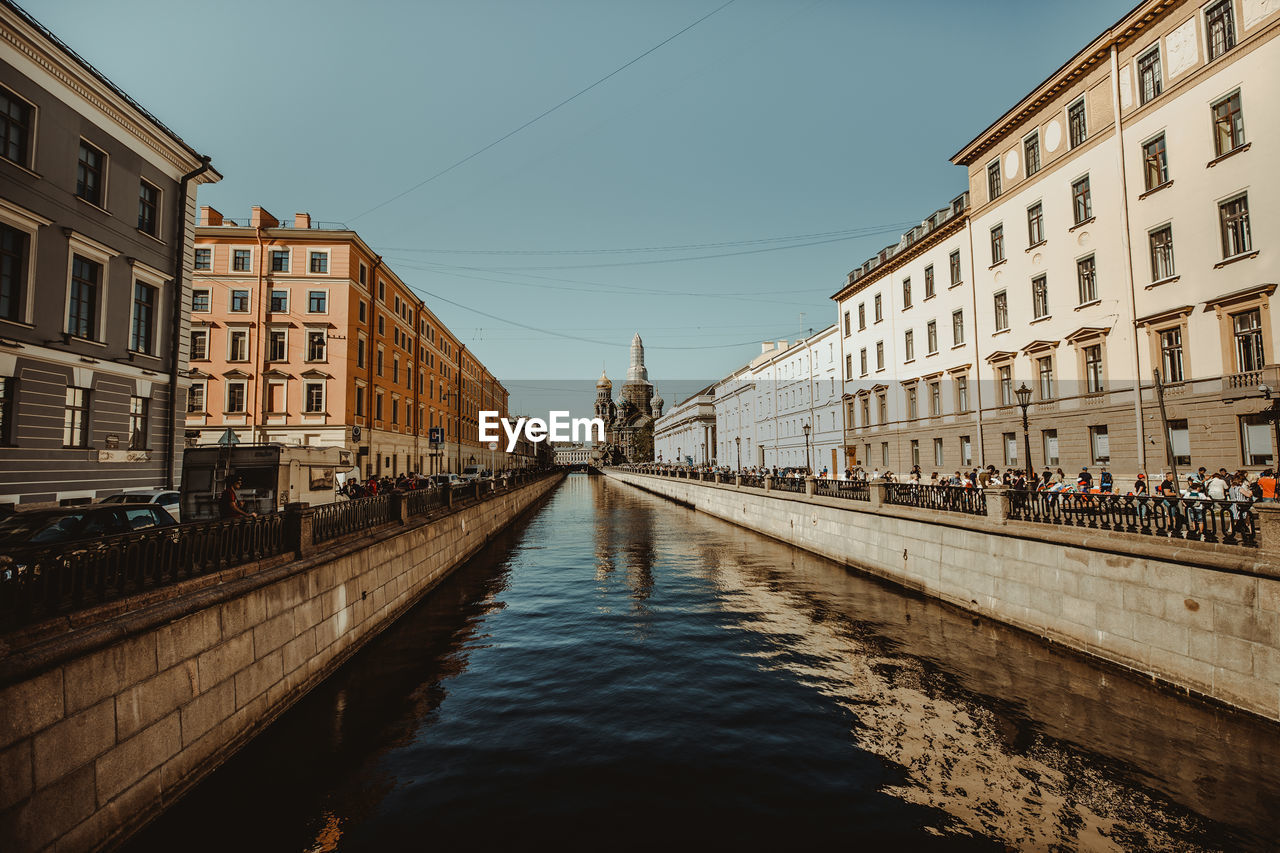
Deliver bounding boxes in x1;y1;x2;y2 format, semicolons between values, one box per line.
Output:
126;474;1280;851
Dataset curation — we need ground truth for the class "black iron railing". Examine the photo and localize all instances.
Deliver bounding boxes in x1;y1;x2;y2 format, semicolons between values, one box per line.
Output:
771;477;806;494
0;513;287;631
739;475;764;489
1007;491;1257;546
884;483;987;515
312;494;392;544
815;480;870;501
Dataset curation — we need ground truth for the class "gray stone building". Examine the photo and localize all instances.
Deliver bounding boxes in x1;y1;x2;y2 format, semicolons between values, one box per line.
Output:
0;1;220;506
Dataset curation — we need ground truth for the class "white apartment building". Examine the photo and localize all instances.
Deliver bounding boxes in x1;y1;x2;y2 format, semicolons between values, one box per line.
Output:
749;326;845;473
713;365;757;470
652;385;716;465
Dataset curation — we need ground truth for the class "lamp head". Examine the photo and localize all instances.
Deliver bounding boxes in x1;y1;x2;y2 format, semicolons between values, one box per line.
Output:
1015;383;1033;409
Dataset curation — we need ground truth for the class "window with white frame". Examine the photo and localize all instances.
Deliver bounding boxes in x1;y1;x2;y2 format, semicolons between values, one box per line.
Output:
933;438;944;467
1043;429;1059;466
1031;275;1049;320
187;381;206;413
1168;419;1192;466
1206;0;1236;61
270;289;289;312
1024;132;1041;176
1143;135;1169;191
76;140;106;207
990;223;1004;264
1219;194;1251;258
927;320;937;355
956;375;969;411
0;85;34;169
875;341;884;371
226;381;246;413
63;386;90;447
904;329;914;362
68;254;101;340
304;381;325;414
993;291;1009;332
1071;176;1092;225
1160;326;1184;383
308;290;327;313
268;329;287;362
270;249;290;272
190;328;208;361
1090;424;1110;463
1037;355;1054;399
1077;255;1097;304
998;365;1013;406
309;251;329;274
137;180;160;237
949;250;962;286
232;248;252;272
307;330;327;362
128;396;148;450
230;289;250;313
1212;92;1245;157
1;221;31;323
987;159;1001;200
1240;413;1274;465
1003;432;1018;466
130;281;157;354
952;309;964;346
228;329;249;362
1150;225;1175;280
1137;46;1162;104
1084;344;1104;393
1068;97;1087;148
1027;201;1045;246
193;248;211;271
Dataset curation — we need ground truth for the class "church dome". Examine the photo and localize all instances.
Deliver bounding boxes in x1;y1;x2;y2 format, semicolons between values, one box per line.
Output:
596;369;612;389
652;391;664;406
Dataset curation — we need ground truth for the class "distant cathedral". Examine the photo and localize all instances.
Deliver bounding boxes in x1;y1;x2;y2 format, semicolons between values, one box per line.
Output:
592;333;664;465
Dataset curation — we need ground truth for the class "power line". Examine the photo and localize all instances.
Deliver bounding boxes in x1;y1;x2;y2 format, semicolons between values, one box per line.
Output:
348;0;740;223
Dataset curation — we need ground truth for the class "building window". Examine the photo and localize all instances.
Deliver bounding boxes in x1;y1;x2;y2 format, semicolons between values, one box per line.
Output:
956;375;969;412
1068;97;1087;148
907;388;918;420
1143;135;1169;191
68;254;100;339
904;329;915;361
0;377;14;443
270;289;289;312
138;181;159;237
0;86;34;168
307;330;327;362
1233;308;1265;372
987;160;1001;200
923;265;935;300
1212;92;1245;156
1024;132;1041;176
230;289;250;312
1037;355;1054;399
959;435;972;467
859;348;868;376
843;310;850;336
998;365;1013;406
1219;195;1251;258
376;346;384;376
378;280;386;302
63;386;90;447
190;329;208;360
1077;255;1097;304
990;223;1004;264
1149;226;1175;280
187;381;205;414
1003;432;1018;466
270;250;290;272
1241;414;1274;465
229;329;249;361
949;250;962;286
1206;0;1236;61
874;294;883;323
875;341;884;371
952;309;964;346
1071;176;1092;224
1043;429;1059;466
1031;275;1049;320
309;290;327;313
265;328;286;361
929;382;941;417
1137;47;1162;105
378;315;385;335
1084;344;1104;393
910;439;920;466
0;222;30;322
309;252;328;274
356;334;366;368
857;303;866;330
902;278;912;309
860;398;870;428
1167;418;1192;467
76;141;105;207
1159;327;1184;383
993;291;1009;332
1027;202;1045;246
844;353;852;380
230;248;251;272
305;382;324;414
130;281;157;354
128;396;148;450
194;247;211;271
927;320;937;355
358;300;367;324
226;381;246;413
881;442;889;467
1090;425;1110;464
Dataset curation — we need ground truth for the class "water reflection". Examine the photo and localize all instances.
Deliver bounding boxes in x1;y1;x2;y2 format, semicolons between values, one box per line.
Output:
123;474;1278;853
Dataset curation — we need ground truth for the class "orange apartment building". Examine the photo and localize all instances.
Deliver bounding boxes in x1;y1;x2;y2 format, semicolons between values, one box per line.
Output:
186;206;509;476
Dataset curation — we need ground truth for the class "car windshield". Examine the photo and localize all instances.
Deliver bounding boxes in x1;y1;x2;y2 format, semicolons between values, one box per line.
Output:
101;494;153;504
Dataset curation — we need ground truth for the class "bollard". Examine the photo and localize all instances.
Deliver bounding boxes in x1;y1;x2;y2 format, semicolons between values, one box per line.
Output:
1254;503;1280;549
983;487;1011;525
390;489;409;524
735;475;742;488
867;481;886;509
764;475;774;492
285;502;314;557
805;475;816;498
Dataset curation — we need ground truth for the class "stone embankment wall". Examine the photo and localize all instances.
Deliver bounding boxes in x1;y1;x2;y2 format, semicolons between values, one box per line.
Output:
0;474;562;852
605;470;1280;723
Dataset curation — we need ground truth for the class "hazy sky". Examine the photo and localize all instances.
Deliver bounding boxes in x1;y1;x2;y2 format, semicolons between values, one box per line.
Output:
24;0;1129;409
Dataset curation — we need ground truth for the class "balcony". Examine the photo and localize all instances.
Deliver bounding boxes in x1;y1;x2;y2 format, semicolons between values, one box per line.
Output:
1221;365;1280;402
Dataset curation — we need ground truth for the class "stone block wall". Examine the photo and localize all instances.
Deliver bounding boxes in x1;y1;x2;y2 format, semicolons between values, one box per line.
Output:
606;470;1280;723
0;474;561;852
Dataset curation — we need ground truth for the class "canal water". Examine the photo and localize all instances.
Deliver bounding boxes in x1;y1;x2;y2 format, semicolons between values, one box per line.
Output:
126;474;1280;852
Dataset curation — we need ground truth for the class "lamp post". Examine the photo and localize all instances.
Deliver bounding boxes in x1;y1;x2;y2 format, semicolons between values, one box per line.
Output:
735;435;741;472
1015;383;1034;476
802;421;812;474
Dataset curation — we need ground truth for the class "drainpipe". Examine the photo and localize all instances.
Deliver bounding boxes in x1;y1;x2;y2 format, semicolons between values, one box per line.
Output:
1110;42;1148;478
253;224;266;445
457;343;465;473
965;217;987;468
165;155;212;489
367;255;383;476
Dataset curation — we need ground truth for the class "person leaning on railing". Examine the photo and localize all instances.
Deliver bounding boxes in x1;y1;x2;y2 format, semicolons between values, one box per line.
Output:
219;476;257;519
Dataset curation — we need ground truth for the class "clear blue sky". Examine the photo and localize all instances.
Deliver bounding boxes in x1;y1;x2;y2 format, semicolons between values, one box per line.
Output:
24;0;1128;410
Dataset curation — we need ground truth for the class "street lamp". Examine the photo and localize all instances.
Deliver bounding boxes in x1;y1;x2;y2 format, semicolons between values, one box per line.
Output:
735;436;741;472
1015;383;1034;476
802;421;812;474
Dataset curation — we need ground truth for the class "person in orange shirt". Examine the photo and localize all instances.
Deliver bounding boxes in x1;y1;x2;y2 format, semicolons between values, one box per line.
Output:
1257;469;1277;502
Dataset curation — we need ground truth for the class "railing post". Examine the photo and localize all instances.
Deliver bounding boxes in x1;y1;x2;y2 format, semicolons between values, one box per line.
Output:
1254;504;1280;550
984;487;1011;525
444;485;454;508
389;489;409;524
805;475;816;498
286;502;315;558
868;482;886;509
764;475;774;492
734;475;742;488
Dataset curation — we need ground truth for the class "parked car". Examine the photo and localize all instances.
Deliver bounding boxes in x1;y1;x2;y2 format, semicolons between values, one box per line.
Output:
99;489;182;521
460;465;485;482
429;473;461;488
0;504;177;547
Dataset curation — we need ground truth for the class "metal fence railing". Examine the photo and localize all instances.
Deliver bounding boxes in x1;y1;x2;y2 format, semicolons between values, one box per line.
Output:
814;479;870;501
1007;491;1257;546
884;483;988;516
770;477;806;494
311;494;392;545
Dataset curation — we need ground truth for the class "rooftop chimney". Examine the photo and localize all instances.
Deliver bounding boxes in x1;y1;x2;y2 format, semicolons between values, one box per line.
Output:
293;213;311;229
250;206;278;228
200;206;223;226
761;341;774;354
